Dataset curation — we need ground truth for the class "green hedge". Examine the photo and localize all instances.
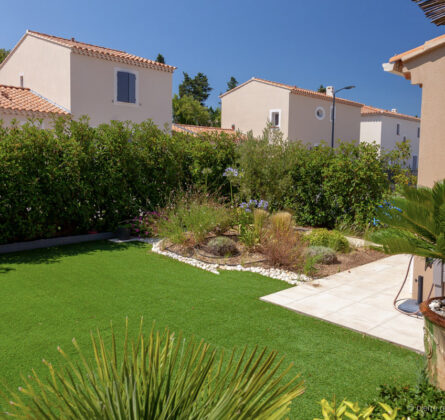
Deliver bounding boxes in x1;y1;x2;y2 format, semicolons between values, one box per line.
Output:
0;118;236;244
235;129;412;229
0;118;410;244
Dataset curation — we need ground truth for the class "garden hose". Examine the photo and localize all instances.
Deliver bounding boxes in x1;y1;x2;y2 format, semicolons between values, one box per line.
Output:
393;255;433;318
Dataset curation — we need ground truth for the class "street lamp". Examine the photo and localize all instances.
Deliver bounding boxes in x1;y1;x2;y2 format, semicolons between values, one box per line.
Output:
330;85;355;148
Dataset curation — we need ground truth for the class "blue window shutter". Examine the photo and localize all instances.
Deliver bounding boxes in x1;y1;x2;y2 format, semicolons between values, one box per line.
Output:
128;73;136;103
117;71;129;102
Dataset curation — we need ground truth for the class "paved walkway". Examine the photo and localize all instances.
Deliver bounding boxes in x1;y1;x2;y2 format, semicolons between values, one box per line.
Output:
261;254;424;353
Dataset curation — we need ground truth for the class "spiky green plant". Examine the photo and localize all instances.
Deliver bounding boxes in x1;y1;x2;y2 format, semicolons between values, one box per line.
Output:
3;319;304;419
371;181;445;262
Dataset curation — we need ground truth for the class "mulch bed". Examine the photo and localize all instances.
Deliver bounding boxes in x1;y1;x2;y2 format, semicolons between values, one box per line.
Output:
162;233;387;278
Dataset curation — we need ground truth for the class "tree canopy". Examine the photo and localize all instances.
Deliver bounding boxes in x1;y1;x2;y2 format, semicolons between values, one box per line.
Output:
178;72;212;105
227;76;238;91
317;84;326;93
156;53;165;64
172;94;210;126
0;49;10;64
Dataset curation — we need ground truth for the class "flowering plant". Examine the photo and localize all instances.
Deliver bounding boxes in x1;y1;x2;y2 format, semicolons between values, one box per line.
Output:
223;167;241;204
130;211;160;238
239;199;269;213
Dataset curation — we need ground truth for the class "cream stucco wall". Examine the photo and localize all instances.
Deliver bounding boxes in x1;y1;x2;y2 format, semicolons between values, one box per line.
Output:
360;118;383;146
0;112;55;129
360;115;420;169
395;45;445;299
221;81;290;138
70;53;173;127
288;94;361;146
0;35;71;110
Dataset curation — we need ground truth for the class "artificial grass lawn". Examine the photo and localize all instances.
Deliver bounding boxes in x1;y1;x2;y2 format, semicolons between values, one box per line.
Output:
0;241;422;419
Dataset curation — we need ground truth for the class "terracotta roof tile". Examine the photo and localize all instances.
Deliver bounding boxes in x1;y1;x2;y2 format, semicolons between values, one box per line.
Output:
389;33;445;63
27;30;176;73
0;85;69;116
172;123;244;141
361;105;420;122
221;77;362;108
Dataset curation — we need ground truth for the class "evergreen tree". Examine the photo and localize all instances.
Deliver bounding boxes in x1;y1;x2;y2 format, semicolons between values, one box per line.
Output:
317;84;326;93
0;49;10;64
156;54;165;64
172;94;210;126
227;76;238;91
179;72;212;105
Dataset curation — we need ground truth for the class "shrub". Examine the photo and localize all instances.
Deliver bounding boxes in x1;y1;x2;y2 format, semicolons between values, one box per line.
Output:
305;229;350;253
207;236;238;256
305;246;337;265
315;398;400;419
236;132;409;229
4;321;305;419
260;212;302;269
156;196;233;245
0;118;236;244
370;375;445;419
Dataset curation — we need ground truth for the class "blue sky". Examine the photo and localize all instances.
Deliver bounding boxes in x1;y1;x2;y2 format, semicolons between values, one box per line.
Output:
2;0;443;116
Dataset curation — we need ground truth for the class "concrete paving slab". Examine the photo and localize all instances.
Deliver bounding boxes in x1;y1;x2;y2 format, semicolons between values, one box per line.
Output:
261;254;424;353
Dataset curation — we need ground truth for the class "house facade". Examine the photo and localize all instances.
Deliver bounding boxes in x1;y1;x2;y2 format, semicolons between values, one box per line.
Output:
360;105;420;170
220;78;362;147
0;30;176;127
384;33;445;299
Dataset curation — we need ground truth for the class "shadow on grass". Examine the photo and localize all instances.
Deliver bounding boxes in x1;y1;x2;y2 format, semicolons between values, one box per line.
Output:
0;240;148;271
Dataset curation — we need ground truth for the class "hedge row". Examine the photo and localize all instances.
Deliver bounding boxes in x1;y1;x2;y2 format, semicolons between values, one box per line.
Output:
0;119;236;244
0;119;412;244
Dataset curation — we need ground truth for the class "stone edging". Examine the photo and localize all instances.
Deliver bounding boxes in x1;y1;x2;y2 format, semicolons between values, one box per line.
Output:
148;239;309;285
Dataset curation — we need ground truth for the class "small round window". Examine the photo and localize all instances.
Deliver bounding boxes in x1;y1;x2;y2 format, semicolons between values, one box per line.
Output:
315;106;326;120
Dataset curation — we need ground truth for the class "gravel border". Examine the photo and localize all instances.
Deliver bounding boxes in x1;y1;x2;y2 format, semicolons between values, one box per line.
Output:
149;239;309;285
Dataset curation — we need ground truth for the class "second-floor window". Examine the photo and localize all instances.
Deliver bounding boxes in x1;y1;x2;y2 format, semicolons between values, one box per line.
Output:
418;127;420;138
116;70;136;104
270;110;281;128
396;123;400;135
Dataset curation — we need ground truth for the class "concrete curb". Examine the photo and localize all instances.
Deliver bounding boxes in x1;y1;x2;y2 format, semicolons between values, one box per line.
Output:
0;232;115;255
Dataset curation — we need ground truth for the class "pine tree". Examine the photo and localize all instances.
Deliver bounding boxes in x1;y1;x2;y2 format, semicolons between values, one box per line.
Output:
178;72;212;105
156;54;165;64
227;76;238;91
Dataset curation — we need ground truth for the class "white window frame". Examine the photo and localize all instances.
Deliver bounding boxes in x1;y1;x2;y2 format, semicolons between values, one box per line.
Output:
269;109;281;129
114;67;139;107
315;106;326;121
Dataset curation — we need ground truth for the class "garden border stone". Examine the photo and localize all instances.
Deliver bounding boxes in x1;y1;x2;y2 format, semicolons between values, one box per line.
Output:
0;232;115;255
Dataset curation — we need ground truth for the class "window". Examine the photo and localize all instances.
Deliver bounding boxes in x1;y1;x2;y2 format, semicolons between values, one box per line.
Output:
417;127;420;138
412;155;418;171
116;70;136;104
396;123;400;135
269;110;281;128
315;106;325;120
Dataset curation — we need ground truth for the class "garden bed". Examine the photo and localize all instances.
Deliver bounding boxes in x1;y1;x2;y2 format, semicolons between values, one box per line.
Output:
159;231;386;280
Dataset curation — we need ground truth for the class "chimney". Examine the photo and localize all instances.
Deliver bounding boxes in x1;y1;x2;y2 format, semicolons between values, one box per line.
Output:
326;86;334;97
391;108;397;113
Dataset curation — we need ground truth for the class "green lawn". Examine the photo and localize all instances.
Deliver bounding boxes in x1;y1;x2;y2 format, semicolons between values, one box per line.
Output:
0;241;422;419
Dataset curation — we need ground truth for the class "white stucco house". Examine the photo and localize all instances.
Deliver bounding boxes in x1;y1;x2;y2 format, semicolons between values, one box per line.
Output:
0;30;176;127
221;77;363;147
360;105;420;171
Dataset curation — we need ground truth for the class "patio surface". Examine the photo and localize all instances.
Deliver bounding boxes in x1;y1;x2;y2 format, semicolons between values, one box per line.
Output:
261;254;424;353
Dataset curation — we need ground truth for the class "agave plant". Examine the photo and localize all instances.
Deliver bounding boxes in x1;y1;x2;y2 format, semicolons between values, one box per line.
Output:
3;319;304;419
371;180;445;262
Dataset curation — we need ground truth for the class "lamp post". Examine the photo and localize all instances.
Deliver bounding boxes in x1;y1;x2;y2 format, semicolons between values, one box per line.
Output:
330;85;355;148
